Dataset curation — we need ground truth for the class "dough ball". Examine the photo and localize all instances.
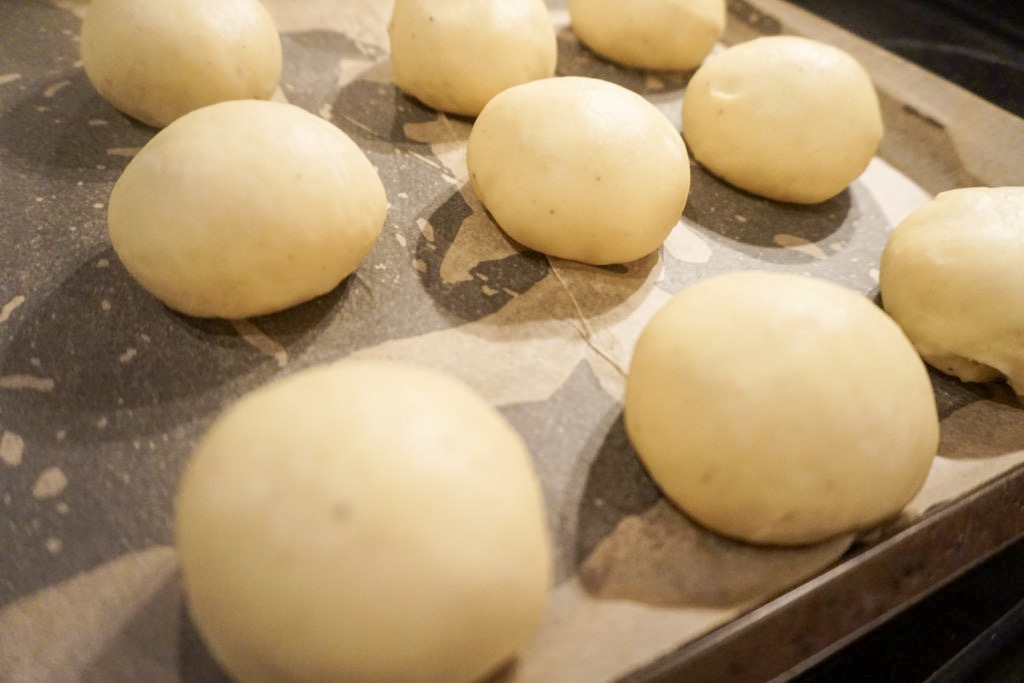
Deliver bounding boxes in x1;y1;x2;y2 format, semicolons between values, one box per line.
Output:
880;187;1024;394
108;100;386;319
624;271;938;545
388;0;556;117
569;0;726;71
175;360;551;683
468;76;691;265
81;0;281;128
682;36;883;204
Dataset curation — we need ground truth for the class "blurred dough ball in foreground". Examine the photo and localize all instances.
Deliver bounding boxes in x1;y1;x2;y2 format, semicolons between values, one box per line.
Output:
175;360;551;683
880;187;1024;394
468;76;690;265
569;0;726;71
683;36;883;204
388;0;556;116
80;0;281;128
108;100;386;319
625;271;938;546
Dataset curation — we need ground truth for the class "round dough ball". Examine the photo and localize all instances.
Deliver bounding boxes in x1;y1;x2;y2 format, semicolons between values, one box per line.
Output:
624;271;938;545
880;187;1024;394
108;100;386;319
81;0;281;128
569;0;726;71
388;0;556;117
468;76;691;265
175;360;551;683
682;36;883;204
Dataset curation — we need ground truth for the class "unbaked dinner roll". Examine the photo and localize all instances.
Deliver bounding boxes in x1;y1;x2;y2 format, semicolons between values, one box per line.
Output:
683;36;883;204
108;100;386;319
880;187;1024;394
569;0;726;71
81;0;281;128
468;76;691;265
625;271;939;546
388;0;557;117
175;360;551;683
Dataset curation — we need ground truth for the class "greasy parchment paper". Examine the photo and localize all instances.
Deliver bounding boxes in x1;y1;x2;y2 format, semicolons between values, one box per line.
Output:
1;1;1023;681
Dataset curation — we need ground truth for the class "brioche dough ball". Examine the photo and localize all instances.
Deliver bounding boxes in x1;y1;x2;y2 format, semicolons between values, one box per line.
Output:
468;76;691;265
388;0;556;116
625;271;938;545
108;100;386;319
175;360;551;683
569;0;726;71
81;0;281;127
880;187;1024;394
683;36;883;204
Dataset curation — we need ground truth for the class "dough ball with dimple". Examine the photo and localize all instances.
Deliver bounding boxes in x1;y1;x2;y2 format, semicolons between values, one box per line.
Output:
388;0;556;117
683;36;883;204
569;0;726;71
881;187;1024;394
468;76;691;265
108;100;386;319
175;360;552;683
81;0;281;128
625;271;939;546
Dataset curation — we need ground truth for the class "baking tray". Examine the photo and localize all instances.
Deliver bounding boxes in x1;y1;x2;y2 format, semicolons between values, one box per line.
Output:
1;0;1023;681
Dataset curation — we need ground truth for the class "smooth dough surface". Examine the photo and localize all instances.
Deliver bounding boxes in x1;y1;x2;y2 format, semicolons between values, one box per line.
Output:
108;99;386;319
624;271;938;545
880;187;1024;394
468;76;691;265
81;0;281;127
388;0;556;116
175;360;552;683
683;36;883;204
569;0;726;71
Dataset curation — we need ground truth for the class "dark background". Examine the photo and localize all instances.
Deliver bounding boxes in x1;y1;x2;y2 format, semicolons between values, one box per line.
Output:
787;3;1023;679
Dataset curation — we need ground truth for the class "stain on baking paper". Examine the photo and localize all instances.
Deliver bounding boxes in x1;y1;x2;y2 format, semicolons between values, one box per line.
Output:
0;431;24;467
31;466;68;499
0;295;25;323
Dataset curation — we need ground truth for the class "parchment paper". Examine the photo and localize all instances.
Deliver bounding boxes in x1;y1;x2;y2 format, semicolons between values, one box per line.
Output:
1;1;1022;681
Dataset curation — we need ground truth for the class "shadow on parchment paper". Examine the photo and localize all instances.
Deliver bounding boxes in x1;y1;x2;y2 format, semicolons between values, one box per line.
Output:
555;29;693;94
578;497;853;609
179;603;234;683
413;190;553;323
0;249;345;441
574;414;662;568
0;70;156;183
936;386;1024;460
572;416;853;608
683;162;853;262
876;90;982;195
81;570;182;683
178;598;521;683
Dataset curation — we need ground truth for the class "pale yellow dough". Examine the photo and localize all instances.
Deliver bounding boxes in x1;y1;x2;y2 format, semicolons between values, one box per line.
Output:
880;187;1024;394
624;271;938;546
175;360;552;683
468;76;691;265
108;100;386;319
569;0;726;71
683;36;883;204
388;0;556;117
81;0;281;128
